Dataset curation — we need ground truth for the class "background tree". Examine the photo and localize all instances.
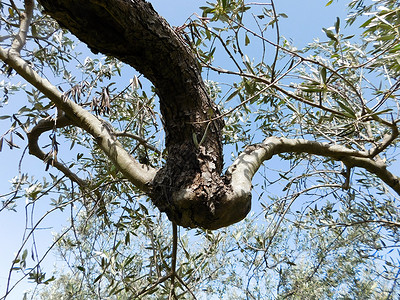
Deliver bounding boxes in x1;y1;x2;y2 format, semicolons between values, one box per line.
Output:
1;0;400;298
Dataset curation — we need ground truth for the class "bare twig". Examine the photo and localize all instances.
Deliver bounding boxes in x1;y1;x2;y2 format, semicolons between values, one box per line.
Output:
4;194;76;299
193;20;243;72
175;275;197;299
135;274;172;298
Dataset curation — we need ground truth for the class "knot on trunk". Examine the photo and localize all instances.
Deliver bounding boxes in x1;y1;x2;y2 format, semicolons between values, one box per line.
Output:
151;145;251;229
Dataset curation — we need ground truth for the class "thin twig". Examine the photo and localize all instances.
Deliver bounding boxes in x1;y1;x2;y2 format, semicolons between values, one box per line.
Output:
4;194;76;298
193;58;303;124
135;274;172;298
115;131;161;154
235;20;366;104
269;0;280;80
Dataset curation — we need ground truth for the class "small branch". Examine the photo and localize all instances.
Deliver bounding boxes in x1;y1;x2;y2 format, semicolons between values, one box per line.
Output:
192;21;242;72
115;131;161;154
246;2;272;5
0;45;157;193
0;146;28;212
368;124;399;158
200;61;355;121
132;223;182;299
0;35;13;42
171;223;178;273
199;30;394;128
135;274;172;298
372;77;400;112
269;0;280;79
194;58;303;124
4;195;76;298
175;275;197;299
27;115;87;187
11;0;34;54
264;183;342;254
328;219;400;228
234;20;366;107
4;226;72;298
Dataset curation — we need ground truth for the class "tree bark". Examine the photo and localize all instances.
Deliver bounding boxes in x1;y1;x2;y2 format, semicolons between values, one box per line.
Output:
38;0;251;229
2;0;396;230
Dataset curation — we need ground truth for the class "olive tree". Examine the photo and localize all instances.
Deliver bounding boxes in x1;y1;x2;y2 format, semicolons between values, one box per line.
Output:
1;0;400;298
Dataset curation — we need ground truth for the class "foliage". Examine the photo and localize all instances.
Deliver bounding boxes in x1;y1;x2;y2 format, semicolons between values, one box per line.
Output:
1;0;400;299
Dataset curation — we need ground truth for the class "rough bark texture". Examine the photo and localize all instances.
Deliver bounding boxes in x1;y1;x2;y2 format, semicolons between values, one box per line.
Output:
38;0;250;229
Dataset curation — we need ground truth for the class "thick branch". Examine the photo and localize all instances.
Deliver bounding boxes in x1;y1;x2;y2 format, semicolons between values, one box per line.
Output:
4;1;399;231
228;136;400;197
36;2;228;229
38;0;224;158
11;0;34;54
0;46;157;192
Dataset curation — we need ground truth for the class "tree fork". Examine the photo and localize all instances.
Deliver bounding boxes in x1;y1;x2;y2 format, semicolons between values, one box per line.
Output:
38;0;251;229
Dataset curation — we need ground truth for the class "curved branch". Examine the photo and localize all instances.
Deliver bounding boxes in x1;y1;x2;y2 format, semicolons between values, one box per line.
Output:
0;46;157;193
228;136;400;197
27;115;87;187
38;0;224;155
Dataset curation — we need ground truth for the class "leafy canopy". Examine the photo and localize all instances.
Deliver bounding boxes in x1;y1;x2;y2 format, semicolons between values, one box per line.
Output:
1;0;400;299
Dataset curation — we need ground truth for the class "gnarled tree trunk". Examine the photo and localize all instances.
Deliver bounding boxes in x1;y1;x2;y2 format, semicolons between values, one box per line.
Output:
2;0;397;230
38;0;251;229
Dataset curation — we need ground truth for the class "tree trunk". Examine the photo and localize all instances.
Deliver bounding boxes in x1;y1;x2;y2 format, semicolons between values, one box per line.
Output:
38;0;251;229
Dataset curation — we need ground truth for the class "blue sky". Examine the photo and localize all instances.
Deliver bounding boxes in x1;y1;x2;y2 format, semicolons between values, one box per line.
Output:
0;0;351;298
150;0;349;44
